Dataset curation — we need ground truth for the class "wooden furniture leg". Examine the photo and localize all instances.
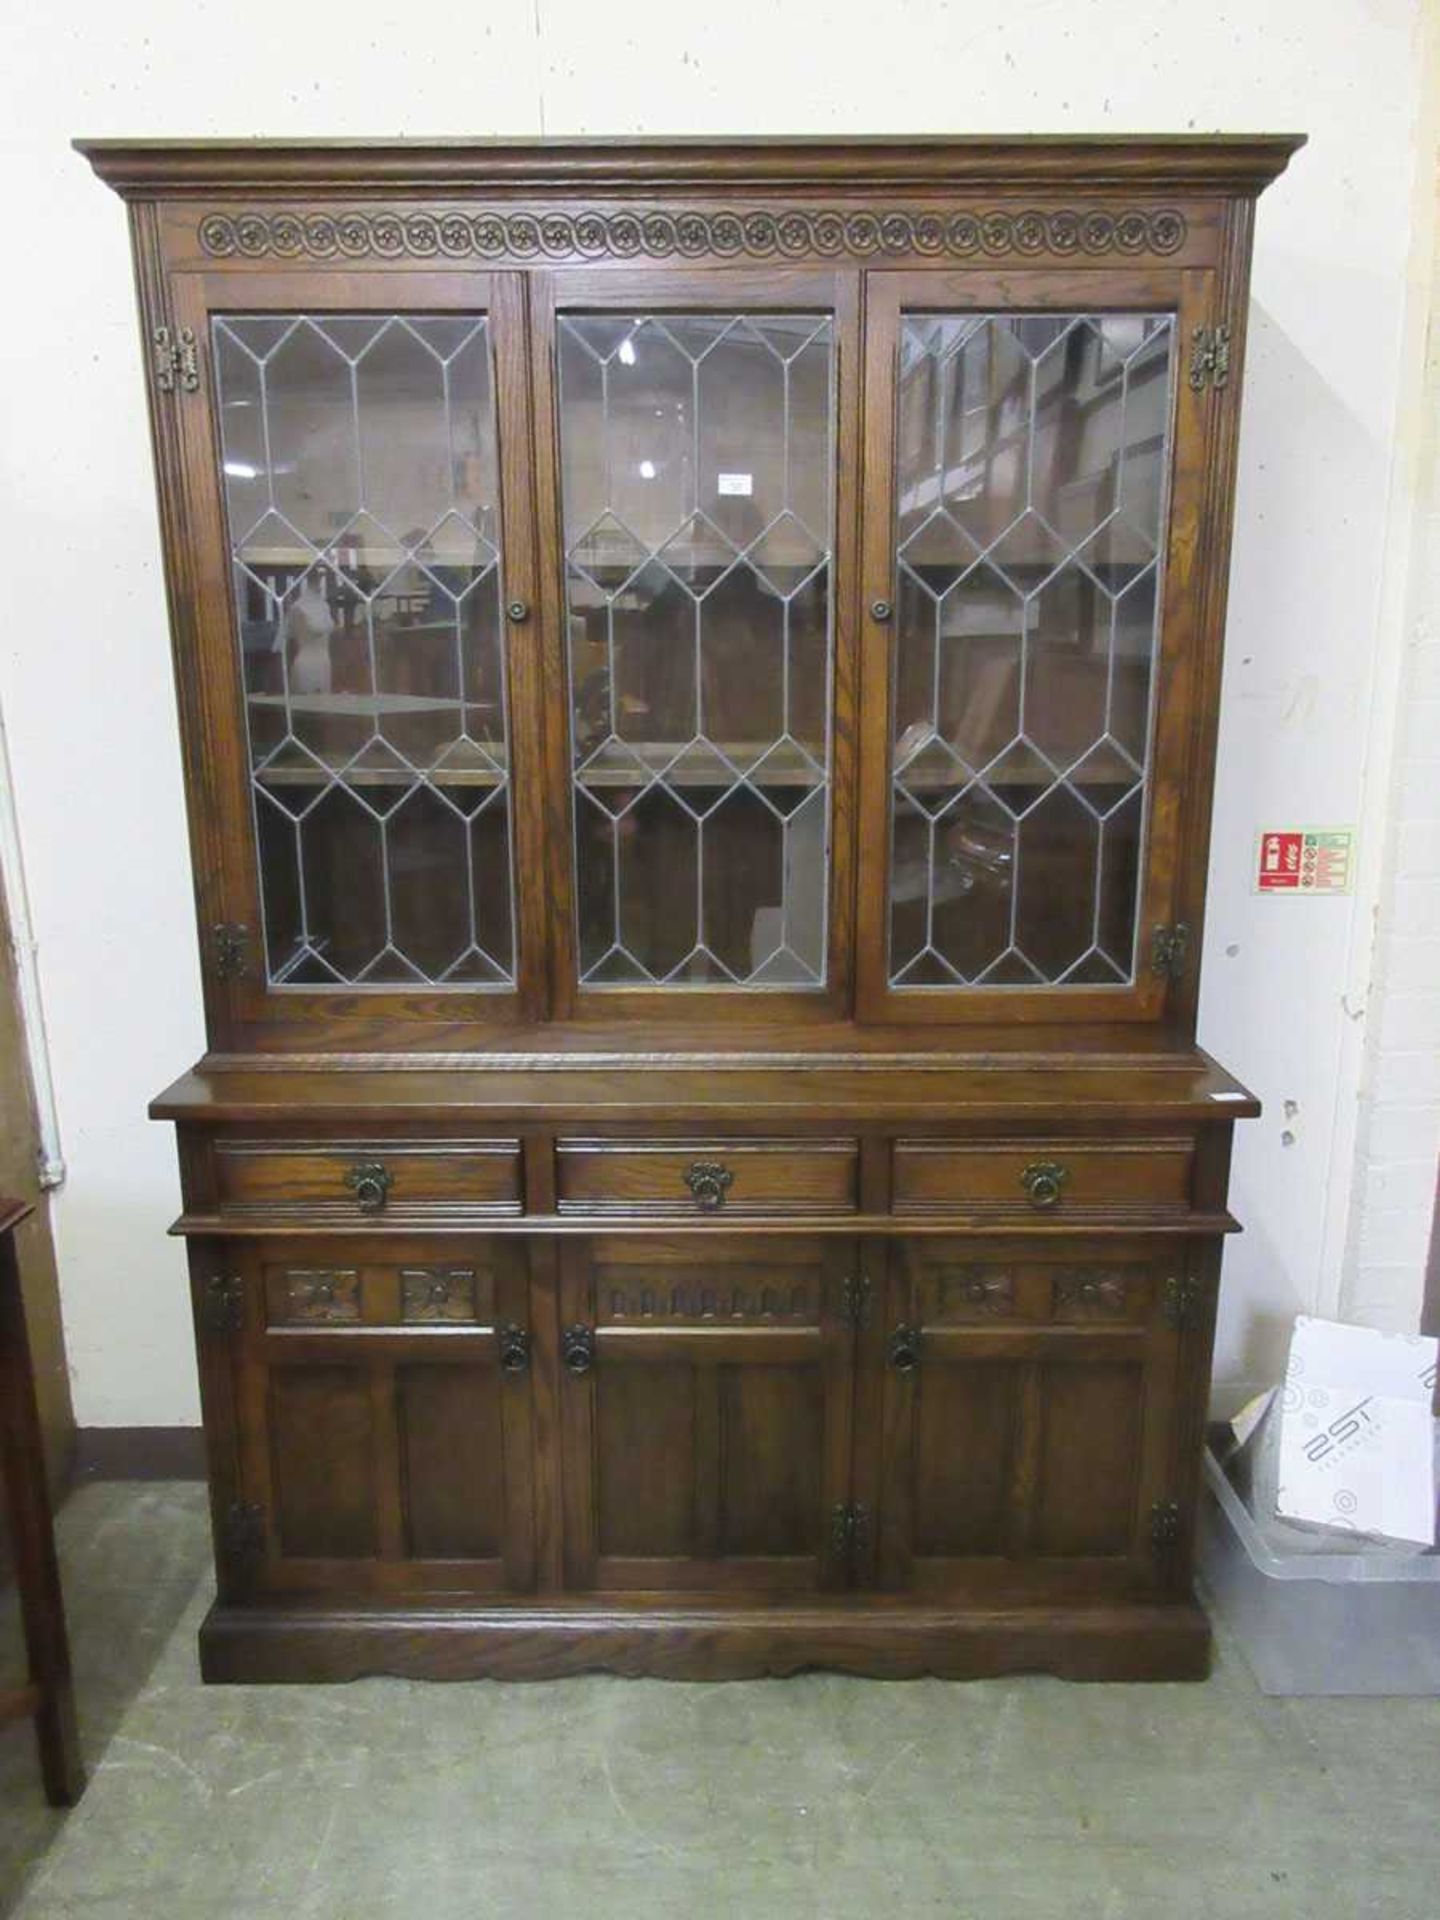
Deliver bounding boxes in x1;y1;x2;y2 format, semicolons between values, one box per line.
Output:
0;1199;83;1805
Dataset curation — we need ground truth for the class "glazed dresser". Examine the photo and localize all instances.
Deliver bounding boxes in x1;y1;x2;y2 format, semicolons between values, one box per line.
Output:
80;134;1300;1682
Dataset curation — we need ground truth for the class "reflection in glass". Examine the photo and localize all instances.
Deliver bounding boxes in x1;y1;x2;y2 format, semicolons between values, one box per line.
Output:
214;314;515;988
888;312;1174;988
558;313;835;987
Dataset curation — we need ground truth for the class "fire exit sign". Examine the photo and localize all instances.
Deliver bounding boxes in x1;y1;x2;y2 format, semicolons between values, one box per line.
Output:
1255;828;1355;895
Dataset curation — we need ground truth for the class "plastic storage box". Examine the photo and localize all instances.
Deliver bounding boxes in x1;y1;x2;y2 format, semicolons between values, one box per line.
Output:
1199;1447;1440;1695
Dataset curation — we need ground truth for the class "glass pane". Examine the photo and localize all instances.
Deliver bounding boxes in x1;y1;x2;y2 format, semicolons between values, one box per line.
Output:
558;312;835;989
214;314;515;988
888;312;1173;988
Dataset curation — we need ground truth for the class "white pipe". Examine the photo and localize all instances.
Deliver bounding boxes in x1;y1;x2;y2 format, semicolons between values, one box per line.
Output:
0;698;65;1191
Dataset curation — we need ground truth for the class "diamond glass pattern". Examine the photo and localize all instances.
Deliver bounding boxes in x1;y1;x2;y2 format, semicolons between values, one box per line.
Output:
214;314;515;988
558;313;835;989
888;311;1174;988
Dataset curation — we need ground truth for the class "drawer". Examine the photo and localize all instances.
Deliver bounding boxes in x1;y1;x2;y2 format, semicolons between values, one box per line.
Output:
555;1138;859;1216
891;1139;1193;1218
213;1139;523;1219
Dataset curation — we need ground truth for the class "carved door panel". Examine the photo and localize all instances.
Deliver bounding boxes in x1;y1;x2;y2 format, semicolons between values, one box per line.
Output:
870;1239;1190;1600
224;1236;535;1596
557;1235;856;1592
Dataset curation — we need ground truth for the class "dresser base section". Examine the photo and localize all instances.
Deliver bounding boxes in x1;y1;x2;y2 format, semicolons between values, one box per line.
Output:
198;1596;1211;1684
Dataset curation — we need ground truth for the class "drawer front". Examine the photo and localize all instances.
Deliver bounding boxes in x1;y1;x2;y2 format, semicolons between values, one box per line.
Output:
555;1139;859;1217
892;1139;1193;1218
214;1140;523;1219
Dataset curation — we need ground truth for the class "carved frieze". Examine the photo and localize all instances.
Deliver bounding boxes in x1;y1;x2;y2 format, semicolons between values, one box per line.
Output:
197;205;1187;263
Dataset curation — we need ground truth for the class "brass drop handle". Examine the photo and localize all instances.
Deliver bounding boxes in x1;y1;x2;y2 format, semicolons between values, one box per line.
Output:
562;1325;595;1376
344;1161;393;1215
498;1325;532;1374
1019;1160;1068;1210
887;1325;922;1373
683;1160;734;1213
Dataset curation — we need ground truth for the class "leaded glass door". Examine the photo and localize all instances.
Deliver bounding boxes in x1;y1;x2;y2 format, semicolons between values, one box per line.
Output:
170;271;546;1041
856;269;1211;1025
534;270;859;1019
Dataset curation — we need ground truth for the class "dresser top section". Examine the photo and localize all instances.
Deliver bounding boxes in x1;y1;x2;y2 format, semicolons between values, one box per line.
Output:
75;133;1305;200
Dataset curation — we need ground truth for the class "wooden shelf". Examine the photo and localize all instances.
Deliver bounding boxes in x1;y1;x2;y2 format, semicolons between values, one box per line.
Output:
574;741;826;789
248;693;474;717
255;765;506;792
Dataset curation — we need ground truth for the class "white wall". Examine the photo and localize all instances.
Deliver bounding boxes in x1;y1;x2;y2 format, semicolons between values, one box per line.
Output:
0;0;1430;1425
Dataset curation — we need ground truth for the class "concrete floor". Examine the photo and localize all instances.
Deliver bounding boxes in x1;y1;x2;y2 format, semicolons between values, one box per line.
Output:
2;1484;1438;1918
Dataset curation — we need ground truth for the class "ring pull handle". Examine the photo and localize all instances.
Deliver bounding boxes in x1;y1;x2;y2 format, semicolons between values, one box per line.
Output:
887;1325;922;1374
1019;1160;1068;1211
344;1161;393;1215
683;1160;733;1213
498;1325;532;1374
562;1325;595;1376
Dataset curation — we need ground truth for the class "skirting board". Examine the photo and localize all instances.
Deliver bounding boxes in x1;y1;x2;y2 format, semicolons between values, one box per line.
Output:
199;1599;1214;1684
73;1427;206;1481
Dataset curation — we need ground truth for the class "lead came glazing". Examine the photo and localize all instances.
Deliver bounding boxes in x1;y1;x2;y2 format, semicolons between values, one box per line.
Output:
888;312;1175;988
558;312;836;988
214;313;517;988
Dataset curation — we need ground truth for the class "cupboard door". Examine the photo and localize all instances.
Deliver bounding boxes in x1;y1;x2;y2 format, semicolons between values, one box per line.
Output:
557;1236;855;1591
871;1241;1184;1599
168;270;546;1043
857;268;1214;1024
229;1238;535;1594
531;269;860;1019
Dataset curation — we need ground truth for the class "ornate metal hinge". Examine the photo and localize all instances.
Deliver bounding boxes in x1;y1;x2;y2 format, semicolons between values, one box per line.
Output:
1150;1500;1183;1551
211;922;251;981
1150;922;1190;980
1161;1274;1207;1332
222;1500;266;1575
840;1272;872;1332
200;1273;244;1336
1188;324;1231;393
830;1502;870;1571
153;323;200;395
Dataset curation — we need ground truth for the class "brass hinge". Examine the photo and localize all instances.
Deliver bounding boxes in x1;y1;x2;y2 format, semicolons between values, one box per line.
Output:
200;1273;244;1336
1149;922;1190;980
222;1500;266;1574
1161;1274;1207;1333
840;1272;872;1332
153;323;200;395
1188;324;1231;393
830;1501;870;1571
212;922;251;982
1150;1500;1183;1551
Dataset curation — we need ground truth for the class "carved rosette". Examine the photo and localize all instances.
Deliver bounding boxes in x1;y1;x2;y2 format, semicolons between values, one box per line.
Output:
932;1269;1016;1320
1053;1270;1130;1318
197;205;1187;263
